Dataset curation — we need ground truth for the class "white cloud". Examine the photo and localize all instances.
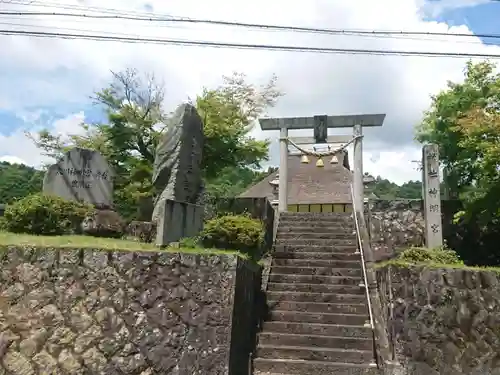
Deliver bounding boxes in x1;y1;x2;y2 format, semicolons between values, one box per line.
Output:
0;0;499;183
51;111;86;136
0;127;49;167
362;148;423;185
0;111;86;167
0;155;29;165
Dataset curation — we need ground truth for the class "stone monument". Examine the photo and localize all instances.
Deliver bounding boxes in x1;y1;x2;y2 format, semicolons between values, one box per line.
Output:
422;144;443;248
43;147;114;208
151;103;205;246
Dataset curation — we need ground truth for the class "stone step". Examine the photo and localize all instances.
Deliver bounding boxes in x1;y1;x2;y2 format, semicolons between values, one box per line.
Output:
276;238;357;246
272;258;361;268
277;226;356;234
279;214;354;222
258;332;374;351
269;301;368;315
258;332;373;350
279;217;355;225
279;220;355;229
269;274;362;286
253;358;379;375
271;266;362;277
257;344;374;364
267;282;364;294
277;232;356;240
267;291;365;304
278;221;355;230
269;311;369;325
274;245;357;254
262;321;372;338
273;251;359;261
281;212;353;218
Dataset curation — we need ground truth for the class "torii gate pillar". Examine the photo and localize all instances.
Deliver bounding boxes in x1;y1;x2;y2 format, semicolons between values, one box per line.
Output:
259;114;386;213
353;124;364;214
278;127;288;212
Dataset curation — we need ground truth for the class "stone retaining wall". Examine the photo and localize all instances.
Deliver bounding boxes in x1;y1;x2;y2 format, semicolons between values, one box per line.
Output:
377;265;500;375
366;200;424;261
0;247;259;375
366;200;460;261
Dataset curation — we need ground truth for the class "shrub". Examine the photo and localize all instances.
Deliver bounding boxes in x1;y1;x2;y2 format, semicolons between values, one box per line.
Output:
0;216;7;231
397;246;463;265
200;214;264;257
3;193;95;235
179;236;201;248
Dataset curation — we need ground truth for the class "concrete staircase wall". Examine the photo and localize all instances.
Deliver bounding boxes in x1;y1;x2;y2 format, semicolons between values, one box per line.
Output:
253;212;381;375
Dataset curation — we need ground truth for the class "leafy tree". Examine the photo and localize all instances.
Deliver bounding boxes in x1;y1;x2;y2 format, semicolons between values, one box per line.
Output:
206;166;277;198
453;107;500;222
196;73;281;179
0;162;44;204
364;175;406;199
416;61;500;196
369;176;400;199
28;69;282;219
398;180;423;199
415;60;500;265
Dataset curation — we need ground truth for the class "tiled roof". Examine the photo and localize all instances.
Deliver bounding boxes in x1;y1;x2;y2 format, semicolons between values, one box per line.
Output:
239;151;352;204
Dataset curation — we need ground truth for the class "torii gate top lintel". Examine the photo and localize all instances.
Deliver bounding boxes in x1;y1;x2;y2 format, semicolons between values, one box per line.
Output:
258;113;386;130
259;113;386;213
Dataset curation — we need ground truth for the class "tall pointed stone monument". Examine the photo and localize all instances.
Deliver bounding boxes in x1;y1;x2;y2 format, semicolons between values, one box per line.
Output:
151;103;205;245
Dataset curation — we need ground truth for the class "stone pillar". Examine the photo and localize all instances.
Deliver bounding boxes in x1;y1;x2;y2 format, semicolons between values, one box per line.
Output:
353;125;363;212
278;127;288;212
422;144;443;248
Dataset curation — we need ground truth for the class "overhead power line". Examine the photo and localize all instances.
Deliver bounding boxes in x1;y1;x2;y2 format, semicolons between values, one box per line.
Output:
1;17;497;48
1;19;497;49
2;0;173;17
2;10;500;40
2;29;500;59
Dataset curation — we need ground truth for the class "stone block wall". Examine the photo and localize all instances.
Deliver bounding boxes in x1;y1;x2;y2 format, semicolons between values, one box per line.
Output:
0;247;259;375
366;199;460;261
376;265;500;375
366;200;424;261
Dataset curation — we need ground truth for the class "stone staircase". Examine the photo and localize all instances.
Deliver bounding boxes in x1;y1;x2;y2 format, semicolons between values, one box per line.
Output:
253;212;380;375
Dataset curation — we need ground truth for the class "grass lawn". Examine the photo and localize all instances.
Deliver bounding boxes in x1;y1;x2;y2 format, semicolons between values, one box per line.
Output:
0;231;245;257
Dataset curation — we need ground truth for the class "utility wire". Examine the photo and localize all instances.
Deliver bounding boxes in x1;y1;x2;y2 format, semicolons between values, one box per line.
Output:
1;0;162;17
2;10;500;40
3;17;499;48
2;29;500;59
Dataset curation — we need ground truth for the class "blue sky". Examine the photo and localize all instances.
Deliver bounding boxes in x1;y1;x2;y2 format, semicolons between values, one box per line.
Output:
434;1;500;36
0;0;499;183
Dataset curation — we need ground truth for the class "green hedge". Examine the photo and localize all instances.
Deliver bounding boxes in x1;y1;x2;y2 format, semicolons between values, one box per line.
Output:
397;246;463;265
200;214;264;257
3;193;95;235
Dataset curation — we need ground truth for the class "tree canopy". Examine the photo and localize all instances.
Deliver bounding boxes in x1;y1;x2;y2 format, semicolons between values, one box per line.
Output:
416;60;500;224
362;176;426;200
0;162;43;204
28;69;282;219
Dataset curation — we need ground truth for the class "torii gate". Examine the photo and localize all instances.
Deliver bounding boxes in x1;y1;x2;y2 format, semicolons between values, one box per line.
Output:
258;114;386;213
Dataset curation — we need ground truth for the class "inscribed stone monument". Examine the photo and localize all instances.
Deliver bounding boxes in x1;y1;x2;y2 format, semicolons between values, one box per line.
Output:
43;147;114;208
422;144;443;248
151;103;205;245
